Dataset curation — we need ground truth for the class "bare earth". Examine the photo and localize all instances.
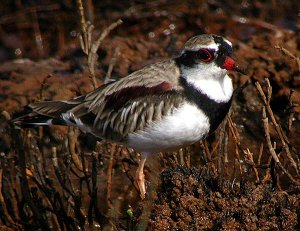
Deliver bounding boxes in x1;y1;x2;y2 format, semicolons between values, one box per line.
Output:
0;1;299;230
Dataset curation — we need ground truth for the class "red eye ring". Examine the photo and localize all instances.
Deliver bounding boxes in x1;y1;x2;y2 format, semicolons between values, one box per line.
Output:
198;49;214;62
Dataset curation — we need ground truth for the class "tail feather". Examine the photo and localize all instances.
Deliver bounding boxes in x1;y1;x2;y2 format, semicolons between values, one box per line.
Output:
13;113;66;128
12;101;79;128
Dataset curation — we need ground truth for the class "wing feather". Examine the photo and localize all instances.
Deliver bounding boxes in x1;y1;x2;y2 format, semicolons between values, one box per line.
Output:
88;93;184;141
14;59;184;142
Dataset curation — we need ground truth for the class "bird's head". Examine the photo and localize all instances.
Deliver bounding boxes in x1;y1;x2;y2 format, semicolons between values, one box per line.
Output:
176;34;246;80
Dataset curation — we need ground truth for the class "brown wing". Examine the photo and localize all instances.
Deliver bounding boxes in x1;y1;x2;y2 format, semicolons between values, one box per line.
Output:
81;89;184;142
62;59;182;141
14;59;184;142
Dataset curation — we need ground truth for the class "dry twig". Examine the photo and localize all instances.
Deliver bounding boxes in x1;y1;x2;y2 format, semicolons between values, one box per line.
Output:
200;140;211;163
178;148;185;166
227;115;243;175
262;107;299;186
258;143;264;166
68;127;83;172
275;45;300;72
243;149;260;182
287;90;296;133
77;0;122;89
0;169;17;228
256;80;298;172
106;144;116;209
218;120;226;173
104;47;120;84
39;74;52;101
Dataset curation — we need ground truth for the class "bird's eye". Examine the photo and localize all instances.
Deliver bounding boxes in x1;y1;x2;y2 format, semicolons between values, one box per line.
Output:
197;49;214;62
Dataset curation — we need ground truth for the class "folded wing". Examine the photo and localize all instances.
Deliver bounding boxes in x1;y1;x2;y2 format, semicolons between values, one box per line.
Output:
13;60;184;142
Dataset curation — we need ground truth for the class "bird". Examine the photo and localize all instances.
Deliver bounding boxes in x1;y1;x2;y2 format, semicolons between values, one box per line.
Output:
13;34;246;199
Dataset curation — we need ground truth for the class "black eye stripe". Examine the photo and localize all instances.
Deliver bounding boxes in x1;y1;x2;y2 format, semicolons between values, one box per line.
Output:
175;49;216;67
185;49;215;60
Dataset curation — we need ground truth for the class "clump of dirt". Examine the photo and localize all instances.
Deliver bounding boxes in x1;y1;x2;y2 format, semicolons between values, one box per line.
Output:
150;166;300;230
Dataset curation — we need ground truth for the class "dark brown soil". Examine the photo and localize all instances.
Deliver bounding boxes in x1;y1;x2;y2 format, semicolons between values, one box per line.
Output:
151;166;300;230
0;1;300;230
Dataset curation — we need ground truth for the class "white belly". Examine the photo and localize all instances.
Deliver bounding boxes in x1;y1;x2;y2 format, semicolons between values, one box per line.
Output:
127;102;210;153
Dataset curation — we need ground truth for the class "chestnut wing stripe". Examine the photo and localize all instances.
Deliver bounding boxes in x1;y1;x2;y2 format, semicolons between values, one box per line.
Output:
103;81;174;111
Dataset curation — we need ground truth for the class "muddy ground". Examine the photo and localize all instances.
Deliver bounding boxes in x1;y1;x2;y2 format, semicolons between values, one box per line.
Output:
0;1;300;230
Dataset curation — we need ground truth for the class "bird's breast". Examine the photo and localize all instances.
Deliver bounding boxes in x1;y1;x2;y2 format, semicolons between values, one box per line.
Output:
126;102;210;153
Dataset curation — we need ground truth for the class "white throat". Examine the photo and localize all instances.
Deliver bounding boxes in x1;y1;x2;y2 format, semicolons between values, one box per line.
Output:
181;63;233;103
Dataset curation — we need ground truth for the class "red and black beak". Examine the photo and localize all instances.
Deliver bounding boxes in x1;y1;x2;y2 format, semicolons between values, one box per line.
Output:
222;56;247;75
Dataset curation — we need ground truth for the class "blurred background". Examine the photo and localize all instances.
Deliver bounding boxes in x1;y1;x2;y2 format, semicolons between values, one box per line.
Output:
0;1;300;230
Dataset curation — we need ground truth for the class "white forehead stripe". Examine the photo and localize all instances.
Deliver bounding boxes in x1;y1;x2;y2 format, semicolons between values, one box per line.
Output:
223;39;232;47
187;43;219;51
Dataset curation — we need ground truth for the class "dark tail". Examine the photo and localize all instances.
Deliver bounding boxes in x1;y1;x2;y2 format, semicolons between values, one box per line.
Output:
12;100;80;128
